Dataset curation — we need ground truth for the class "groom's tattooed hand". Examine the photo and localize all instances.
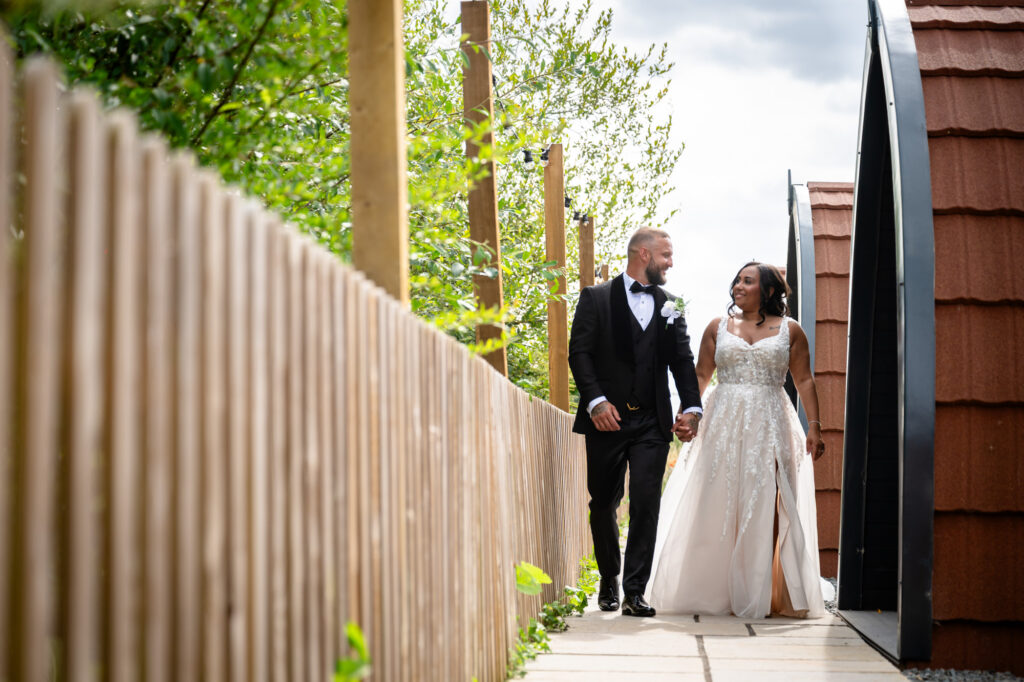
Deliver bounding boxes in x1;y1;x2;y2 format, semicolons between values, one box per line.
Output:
591;400;622;432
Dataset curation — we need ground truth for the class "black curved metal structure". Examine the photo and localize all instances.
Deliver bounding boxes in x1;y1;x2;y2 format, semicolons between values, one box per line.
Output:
785;175;814;430
837;0;935;662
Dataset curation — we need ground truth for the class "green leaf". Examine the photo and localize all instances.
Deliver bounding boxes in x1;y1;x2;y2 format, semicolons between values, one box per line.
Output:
515;561;552;596
197;62;214;92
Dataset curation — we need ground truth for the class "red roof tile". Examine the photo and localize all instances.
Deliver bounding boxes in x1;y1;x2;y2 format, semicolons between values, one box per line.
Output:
819;549;837;579
922;76;1024;135
933;512;1024;621
807;181;855;192
920;622;1024;675
813;238;851;277
814;277;849;322
813;321;849;374
915;29;1024;74
929;137;1024;213
908;0;1024;6
909;4;1024;29
815;490;841;550
816;374;847;431
808;208;854;238
807;186;854;209
935;405;1024;511
814;432;844;490
900;6;1024;660
935;214;1024;302
935;304;1024;403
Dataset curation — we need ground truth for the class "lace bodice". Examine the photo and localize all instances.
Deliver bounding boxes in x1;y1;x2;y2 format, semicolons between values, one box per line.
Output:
715;316;791;387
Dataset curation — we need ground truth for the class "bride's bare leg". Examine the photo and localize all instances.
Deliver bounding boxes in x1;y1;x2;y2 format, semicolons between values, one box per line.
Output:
769;464;798;616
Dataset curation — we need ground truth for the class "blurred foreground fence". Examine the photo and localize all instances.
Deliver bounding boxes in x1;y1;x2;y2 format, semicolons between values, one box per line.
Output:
0;54;589;681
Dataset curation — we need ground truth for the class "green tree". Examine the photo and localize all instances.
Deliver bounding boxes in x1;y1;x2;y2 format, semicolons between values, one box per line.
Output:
2;0;682;400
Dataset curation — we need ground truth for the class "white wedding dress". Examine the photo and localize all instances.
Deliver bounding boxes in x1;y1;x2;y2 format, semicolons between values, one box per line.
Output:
647;317;824;618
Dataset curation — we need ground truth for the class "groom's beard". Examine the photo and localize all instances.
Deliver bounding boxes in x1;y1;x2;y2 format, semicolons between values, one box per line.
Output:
646;262;667;286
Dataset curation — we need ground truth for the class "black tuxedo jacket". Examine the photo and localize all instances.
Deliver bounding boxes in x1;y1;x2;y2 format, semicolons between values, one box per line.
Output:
568;274;702;441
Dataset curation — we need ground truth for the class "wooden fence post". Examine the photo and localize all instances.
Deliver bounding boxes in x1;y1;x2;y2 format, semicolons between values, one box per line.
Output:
461;0;507;376
349;0;409;306
141;136;172;682
579;215;595;290
544;144;569;411
12;56;63;682
0;42;11;682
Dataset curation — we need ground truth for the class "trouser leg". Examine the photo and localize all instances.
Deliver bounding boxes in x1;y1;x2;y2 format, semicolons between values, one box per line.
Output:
621;427;670;595
585;432;627;580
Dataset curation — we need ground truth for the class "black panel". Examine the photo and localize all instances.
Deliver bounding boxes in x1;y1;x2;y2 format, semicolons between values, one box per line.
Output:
838;36;886;611
861;145;899;610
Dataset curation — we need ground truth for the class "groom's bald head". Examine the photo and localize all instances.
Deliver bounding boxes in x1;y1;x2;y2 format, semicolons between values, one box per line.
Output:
625;227;673;286
627;227;670;259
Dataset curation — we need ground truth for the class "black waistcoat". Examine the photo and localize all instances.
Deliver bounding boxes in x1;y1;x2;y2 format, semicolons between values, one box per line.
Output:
629;312;658;410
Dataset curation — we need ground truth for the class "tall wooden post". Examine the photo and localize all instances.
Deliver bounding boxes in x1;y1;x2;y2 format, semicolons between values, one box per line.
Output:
579;216;595;290
461;1;507;376
599;264;609;282
544;144;569;411
349;0;409;306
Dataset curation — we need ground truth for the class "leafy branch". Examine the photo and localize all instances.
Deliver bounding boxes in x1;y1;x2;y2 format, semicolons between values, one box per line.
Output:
191;0;282;146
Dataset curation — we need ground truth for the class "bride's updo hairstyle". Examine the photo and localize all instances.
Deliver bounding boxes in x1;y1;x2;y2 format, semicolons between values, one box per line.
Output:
727;261;791;326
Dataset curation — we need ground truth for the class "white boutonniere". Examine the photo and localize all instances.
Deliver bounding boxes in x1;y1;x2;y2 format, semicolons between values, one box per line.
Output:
661;298;684;328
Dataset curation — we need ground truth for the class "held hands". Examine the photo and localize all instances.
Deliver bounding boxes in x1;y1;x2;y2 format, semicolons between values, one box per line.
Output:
806;421;826;460
672;412;700;442
591;400;622;432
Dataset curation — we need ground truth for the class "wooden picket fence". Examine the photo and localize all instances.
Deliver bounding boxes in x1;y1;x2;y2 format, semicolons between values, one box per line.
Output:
0;54;590;682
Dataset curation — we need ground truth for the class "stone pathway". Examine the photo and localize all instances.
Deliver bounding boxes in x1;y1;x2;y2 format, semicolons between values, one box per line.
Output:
522;602;903;681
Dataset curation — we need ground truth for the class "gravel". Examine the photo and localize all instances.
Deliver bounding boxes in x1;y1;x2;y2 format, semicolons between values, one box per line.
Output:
902;671;1023;681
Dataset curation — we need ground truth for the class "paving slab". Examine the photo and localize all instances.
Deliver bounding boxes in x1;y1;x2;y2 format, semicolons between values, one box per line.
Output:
522;672;706;682
560;613;749;637
702;638;888;661
751;623;863;638
522;599;903;680
707;635;879;647
532;631;700;656
711;671;905;681
523;653;705;673
708;656;901;673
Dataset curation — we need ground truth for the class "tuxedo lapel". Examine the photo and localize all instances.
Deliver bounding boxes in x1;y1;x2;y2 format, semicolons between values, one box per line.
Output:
653;287;676;360
609;274;634;364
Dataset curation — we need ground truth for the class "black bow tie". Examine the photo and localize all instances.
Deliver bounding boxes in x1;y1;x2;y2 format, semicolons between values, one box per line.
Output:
630;281;657;295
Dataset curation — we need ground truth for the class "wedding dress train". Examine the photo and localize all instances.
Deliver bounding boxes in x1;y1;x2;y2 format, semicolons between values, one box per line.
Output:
647;317;824;618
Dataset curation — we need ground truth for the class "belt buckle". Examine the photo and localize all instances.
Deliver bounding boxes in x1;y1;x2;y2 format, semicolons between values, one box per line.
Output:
626;401;640;411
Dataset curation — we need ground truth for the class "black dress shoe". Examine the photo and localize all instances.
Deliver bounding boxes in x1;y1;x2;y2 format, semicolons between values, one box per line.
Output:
597;577;620;611
621;593;656;617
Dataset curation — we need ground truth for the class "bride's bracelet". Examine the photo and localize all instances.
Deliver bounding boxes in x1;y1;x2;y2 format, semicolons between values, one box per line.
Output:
807;420;821;428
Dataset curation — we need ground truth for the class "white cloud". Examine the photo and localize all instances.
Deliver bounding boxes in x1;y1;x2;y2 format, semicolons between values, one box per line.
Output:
657;20;863;357
443;0;867;360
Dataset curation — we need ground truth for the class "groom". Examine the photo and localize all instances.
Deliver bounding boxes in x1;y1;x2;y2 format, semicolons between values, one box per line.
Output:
568;227;702;617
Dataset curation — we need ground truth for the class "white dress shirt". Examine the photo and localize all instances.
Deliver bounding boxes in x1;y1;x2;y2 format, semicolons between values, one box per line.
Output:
586;273;703;417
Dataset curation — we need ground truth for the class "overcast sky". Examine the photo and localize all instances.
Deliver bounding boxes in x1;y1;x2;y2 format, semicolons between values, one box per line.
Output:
446;0;869;358
589;0;870;355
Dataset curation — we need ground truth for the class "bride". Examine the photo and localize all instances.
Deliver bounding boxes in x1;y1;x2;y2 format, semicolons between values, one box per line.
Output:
647;262;826;618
